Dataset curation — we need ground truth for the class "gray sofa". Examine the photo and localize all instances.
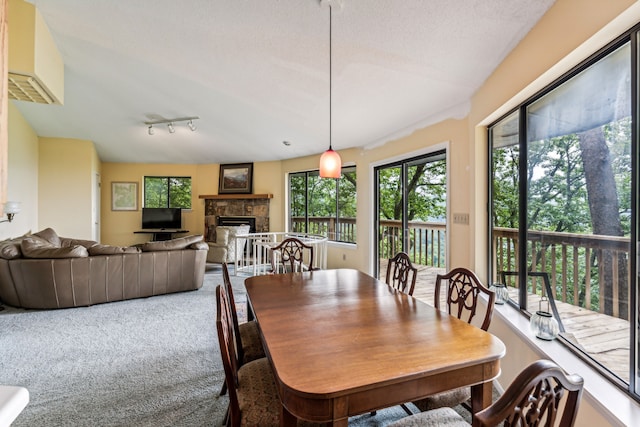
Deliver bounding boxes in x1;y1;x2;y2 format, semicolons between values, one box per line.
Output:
0;228;208;309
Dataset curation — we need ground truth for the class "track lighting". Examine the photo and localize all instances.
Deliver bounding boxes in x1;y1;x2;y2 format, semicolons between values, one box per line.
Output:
143;116;199;135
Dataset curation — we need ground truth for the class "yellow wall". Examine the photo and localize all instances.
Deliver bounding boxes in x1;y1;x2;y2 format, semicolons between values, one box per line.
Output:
2;102;38;239
100;161;285;246
38;137;98;239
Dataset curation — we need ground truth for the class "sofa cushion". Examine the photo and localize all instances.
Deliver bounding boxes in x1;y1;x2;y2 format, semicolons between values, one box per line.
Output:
0;239;23;259
61;238;99;249
141;235;204;252
33;228;61;247
21;236;89;259
216;228;230;245
88;244;142;255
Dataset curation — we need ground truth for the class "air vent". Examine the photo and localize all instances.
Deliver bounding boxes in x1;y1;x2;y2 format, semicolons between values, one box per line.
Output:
8;72;55;104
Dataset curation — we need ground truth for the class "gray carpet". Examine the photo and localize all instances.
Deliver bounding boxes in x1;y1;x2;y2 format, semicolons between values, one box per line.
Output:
0;268;481;426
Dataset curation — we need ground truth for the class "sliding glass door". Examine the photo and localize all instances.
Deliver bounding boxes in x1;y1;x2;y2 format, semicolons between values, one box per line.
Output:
374;151;447;279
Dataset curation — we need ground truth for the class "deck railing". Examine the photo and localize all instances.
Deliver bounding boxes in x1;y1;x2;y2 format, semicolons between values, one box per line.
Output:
291;217;446;267
493;227;631;319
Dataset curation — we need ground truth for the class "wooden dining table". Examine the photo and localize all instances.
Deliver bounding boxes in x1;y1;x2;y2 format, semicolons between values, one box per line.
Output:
244;268;506;427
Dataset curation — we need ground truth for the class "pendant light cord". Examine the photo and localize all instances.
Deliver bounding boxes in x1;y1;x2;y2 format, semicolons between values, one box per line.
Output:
329;4;333;151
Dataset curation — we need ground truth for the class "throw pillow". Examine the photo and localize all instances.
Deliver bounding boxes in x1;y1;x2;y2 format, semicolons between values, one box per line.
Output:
33;228;61;247
216;227;230;245
21;236;89;258
0;238;22;260
141;235;204;252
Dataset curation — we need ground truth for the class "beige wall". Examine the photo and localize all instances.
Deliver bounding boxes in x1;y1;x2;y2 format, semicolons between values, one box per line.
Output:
38;137;98;239
1;102;38;240
100;161;284;246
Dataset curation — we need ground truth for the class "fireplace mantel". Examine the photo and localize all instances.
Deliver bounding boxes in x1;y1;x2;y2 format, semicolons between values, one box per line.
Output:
199;193;273;200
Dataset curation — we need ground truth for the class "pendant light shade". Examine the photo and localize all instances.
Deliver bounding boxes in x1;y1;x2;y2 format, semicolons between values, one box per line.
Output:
319;147;342;178
319;0;342;179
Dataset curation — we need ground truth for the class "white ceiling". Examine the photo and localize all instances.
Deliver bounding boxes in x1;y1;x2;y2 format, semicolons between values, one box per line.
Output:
13;0;556;164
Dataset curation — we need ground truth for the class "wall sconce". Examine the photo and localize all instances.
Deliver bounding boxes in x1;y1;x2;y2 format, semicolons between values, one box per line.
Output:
144;116;199;135
0;201;20;223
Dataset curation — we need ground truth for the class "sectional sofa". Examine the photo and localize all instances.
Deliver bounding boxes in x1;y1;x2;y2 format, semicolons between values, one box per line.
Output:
0;228;208;309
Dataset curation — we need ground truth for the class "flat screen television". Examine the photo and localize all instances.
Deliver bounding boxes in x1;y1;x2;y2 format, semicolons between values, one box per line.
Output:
141;208;182;229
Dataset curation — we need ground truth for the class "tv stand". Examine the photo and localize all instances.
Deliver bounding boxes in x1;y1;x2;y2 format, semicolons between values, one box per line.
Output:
134;229;189;241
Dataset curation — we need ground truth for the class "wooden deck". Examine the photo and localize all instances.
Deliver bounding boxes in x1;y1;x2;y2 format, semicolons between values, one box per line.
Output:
380;262;630;383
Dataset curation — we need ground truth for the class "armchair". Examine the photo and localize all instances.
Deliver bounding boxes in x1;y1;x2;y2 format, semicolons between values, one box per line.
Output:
206;225;250;264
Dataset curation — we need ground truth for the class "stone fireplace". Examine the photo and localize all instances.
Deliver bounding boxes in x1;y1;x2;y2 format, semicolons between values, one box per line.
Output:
201;194;272;241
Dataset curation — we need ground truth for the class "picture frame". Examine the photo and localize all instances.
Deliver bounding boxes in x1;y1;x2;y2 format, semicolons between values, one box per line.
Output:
111;181;138;211
218;163;254;194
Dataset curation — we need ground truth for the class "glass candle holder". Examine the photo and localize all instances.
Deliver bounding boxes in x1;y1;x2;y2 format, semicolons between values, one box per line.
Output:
529;296;559;340
489;282;509;305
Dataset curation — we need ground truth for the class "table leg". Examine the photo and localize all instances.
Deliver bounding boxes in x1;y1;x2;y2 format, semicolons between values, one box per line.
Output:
470;380;493;424
280;404;298;427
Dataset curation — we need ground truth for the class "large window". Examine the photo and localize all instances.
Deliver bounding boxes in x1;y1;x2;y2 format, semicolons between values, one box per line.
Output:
289;166;356;243
489;37;637;395
144;176;192;209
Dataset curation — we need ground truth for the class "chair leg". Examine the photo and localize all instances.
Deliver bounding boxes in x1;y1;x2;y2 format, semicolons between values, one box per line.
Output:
400;403;414;416
219;380;228;396
222;404;230;426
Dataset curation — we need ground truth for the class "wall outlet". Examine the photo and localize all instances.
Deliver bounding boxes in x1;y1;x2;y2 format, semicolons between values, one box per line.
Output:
453;213;469;225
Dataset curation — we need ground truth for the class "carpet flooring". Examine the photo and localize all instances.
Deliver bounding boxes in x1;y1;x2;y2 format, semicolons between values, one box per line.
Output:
0;268;488;426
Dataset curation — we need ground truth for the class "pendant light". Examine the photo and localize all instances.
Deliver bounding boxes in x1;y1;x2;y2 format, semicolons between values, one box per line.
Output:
319;1;342;178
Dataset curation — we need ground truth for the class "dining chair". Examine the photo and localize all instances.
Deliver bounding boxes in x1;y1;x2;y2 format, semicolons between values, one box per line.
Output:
385;251;418;296
388;359;584;427
218;262;265;397
216;283;277;426
270;237;316;273
216;284;322;427
411;267;495;413
371;251;418;417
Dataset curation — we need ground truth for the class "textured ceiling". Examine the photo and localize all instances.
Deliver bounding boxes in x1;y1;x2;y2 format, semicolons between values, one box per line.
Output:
13;0;556;164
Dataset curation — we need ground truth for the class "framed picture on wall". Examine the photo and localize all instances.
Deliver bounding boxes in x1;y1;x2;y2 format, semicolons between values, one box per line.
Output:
111;181;138;211
218;163;253;194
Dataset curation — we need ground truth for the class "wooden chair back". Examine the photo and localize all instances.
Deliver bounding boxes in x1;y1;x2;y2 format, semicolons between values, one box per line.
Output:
222;262;245;364
215;284;242;425
270;237;316;273
385;252;418;295
434;267;495;331
475;359;584;427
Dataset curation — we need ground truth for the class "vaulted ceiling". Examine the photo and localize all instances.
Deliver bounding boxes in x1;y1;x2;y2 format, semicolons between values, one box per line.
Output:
12;0;556;164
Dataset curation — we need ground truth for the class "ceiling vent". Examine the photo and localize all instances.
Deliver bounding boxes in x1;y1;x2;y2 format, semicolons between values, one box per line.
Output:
8;0;64;105
8;72;55;104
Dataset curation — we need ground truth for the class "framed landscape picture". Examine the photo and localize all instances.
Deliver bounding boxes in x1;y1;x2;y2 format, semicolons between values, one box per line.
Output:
111;182;138;211
219;163;253;194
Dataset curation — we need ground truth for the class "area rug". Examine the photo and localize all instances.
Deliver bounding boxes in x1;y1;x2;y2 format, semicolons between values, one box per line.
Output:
0;269;486;426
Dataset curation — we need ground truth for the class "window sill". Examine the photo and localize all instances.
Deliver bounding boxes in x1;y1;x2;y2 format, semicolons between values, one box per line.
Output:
492;301;640;427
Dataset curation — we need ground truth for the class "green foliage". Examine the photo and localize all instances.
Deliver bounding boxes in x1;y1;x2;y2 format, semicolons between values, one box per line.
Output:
144;176;192;209
377;159;446;221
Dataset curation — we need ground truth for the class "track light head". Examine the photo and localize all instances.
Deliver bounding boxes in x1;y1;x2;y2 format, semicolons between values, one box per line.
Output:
144;116;198;134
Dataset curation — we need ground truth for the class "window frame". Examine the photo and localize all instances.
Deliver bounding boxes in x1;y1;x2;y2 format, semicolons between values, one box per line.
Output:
488;28;639;399
287;166;357;244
